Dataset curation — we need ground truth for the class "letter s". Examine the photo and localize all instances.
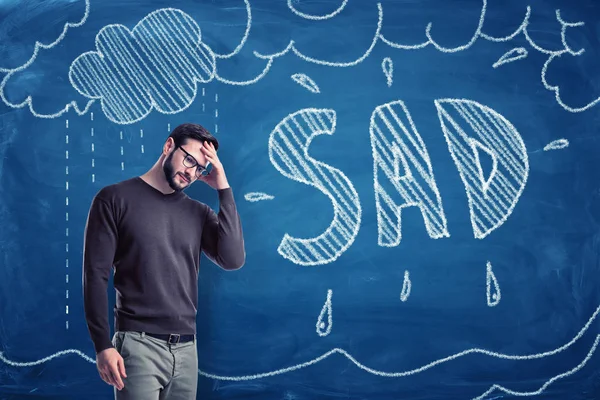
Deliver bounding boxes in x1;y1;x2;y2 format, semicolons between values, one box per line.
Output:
268;108;361;266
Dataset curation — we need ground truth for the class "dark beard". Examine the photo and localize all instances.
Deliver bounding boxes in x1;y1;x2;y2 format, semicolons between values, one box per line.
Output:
163;151;186;192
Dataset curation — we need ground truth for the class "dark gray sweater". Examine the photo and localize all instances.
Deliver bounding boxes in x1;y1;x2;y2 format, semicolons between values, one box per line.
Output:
82;176;245;354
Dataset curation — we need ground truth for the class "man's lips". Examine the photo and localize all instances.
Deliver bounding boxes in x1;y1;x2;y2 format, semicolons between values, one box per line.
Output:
178;173;190;182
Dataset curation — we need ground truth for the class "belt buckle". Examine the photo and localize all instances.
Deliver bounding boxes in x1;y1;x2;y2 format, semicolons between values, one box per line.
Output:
168;334;180;344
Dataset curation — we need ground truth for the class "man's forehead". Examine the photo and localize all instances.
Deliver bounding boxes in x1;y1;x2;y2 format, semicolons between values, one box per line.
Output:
181;139;206;160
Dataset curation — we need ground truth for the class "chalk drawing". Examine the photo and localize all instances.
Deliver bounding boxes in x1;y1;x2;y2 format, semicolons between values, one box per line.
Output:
555;10;585;56
2;0;596;124
65;118;69;330
473;336;599;399
288;0;349;21
69;8;216;125
0;349;96;366
493;47;528;69
4;0;595;123
213;1;592;113
244;192;275;202
291;73;320;93
214;92;219;133
0;0;88;72
543;139;569;151
379;0;486;52
370;100;449;247
540;11;592;113
436;99;529;239
0;0;95;119
479;5;529;44
486;261;501;307
213;0;251;60
117;131;122;171
471;138;498;195
2;304;600;400
400;270;411;302
210;0;277;86
481;7;588;112
316;289;333;337
379;2;591;113
91;112;96;182
381;57;393;87
381;2;593;113
254;4;383;68
215;58;274;86
268;108;361;266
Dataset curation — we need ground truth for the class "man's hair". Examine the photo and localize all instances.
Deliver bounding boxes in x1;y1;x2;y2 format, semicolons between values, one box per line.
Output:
168;123;219;150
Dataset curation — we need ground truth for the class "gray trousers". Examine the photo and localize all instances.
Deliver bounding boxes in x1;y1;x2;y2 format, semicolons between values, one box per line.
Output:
112;331;198;400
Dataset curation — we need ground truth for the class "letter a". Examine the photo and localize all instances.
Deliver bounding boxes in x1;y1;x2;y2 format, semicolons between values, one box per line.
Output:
370;100;449;247
435;99;529;239
268;108;361;266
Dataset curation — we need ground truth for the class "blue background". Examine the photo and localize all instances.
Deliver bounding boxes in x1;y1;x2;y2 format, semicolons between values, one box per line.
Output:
1;0;600;399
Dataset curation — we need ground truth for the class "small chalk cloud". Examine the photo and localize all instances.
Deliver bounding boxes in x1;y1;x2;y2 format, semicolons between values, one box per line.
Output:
223;0;382;74
542;40;600;113
379;0;488;52
244;192;275;202
69;8;216;125
0;0;89;72
0;0;92;119
483;6;594;113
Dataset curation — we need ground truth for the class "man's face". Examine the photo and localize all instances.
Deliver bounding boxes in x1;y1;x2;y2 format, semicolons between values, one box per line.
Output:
163;139;209;192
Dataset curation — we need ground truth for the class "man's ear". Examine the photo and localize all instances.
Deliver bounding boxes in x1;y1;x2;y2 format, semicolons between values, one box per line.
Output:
163;138;174;155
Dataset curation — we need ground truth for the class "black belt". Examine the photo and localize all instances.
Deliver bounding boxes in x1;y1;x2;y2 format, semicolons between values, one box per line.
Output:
145;333;195;344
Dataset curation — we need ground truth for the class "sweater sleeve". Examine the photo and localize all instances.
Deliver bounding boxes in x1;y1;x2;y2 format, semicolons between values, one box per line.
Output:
82;195;118;354
201;187;246;270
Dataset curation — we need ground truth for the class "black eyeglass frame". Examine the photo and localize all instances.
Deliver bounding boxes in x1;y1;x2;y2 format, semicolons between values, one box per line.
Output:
177;145;210;177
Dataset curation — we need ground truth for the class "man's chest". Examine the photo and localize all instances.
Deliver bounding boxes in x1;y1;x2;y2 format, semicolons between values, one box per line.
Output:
116;201;204;251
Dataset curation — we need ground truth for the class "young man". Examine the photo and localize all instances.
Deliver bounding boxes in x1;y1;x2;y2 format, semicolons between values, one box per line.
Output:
82;123;245;399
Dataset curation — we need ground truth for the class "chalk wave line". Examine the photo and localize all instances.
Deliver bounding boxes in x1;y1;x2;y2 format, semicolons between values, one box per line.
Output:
0;304;598;399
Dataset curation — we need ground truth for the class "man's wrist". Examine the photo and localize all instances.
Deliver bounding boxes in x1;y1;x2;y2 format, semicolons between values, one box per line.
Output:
217;186;235;205
216;178;230;190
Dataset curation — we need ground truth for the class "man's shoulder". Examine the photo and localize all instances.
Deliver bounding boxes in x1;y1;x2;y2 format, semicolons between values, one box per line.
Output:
94;177;139;202
184;196;209;212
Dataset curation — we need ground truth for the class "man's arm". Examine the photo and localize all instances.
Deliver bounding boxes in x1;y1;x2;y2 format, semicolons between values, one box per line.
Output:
201;187;246;270
82;195;118;354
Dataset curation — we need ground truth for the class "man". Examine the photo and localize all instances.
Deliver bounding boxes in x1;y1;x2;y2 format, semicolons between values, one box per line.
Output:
82;123;245;399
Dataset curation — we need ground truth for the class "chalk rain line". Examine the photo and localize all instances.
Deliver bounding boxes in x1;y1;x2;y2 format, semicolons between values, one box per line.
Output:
65;118;70;330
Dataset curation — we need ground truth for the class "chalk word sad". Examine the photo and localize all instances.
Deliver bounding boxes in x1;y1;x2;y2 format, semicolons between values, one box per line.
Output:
268;99;528;266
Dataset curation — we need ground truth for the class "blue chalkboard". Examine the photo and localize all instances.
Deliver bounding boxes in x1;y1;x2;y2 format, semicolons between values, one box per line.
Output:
2;0;600;399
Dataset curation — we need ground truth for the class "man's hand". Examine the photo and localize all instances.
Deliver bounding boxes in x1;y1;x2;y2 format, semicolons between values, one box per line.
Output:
96;347;127;391
198;141;230;190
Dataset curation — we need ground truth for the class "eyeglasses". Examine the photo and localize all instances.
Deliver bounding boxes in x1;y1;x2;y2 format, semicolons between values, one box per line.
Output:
177;146;210;177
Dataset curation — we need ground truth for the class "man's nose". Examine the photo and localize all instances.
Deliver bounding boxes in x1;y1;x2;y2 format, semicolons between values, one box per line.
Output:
183;166;196;177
